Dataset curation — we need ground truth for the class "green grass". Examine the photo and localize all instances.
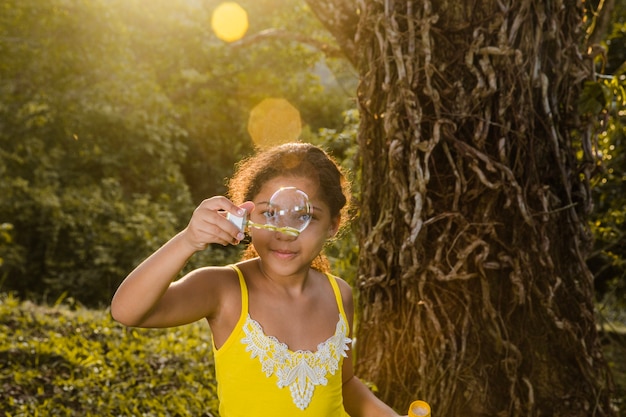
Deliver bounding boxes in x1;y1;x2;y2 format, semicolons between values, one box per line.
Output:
1;293;625;416
0;293;219;416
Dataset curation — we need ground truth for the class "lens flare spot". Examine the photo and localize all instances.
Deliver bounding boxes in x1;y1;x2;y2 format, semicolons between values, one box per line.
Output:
247;98;302;148
211;2;248;42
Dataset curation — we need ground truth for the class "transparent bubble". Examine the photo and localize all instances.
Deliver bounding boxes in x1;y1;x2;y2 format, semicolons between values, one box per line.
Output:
264;187;311;234
227;187;312;237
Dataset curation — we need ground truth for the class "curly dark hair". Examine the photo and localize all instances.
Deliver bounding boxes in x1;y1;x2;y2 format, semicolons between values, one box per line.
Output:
227;142;351;271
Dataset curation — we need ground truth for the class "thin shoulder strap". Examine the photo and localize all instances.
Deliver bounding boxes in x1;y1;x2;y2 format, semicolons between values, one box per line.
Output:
228;264;249;322
325;273;349;331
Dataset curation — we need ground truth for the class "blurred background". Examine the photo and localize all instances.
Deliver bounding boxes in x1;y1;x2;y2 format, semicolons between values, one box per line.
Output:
0;0;362;307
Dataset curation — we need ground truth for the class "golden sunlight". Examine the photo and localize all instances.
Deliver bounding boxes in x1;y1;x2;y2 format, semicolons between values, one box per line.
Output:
211;2;249;42
247;98;302;148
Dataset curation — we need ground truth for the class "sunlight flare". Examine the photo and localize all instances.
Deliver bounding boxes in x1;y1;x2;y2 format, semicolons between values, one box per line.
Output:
211;2;249;42
247;98;302;148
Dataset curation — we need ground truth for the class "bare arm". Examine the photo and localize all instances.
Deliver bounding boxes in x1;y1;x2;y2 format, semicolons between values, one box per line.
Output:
338;279;403;417
110;197;251;327
342;376;401;417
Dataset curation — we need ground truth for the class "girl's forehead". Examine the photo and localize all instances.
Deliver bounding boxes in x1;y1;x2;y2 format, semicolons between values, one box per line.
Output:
253;176;330;215
257;176;319;197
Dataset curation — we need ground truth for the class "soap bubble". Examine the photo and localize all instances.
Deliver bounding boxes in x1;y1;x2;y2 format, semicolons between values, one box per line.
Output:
226;187;312;237
265;187;311;234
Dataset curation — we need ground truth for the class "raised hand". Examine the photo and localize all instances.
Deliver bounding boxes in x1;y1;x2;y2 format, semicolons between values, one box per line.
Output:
182;197;254;249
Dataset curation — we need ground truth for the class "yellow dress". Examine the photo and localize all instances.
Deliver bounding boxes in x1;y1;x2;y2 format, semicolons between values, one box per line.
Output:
213;265;352;417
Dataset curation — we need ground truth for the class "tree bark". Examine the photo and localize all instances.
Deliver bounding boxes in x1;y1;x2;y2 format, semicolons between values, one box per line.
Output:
304;0;359;67
307;0;616;415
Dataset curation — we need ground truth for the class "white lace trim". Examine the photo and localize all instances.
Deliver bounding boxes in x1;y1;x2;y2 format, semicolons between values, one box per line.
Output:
241;314;351;410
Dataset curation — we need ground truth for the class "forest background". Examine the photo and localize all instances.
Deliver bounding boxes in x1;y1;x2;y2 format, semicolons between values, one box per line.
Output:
0;0;624;415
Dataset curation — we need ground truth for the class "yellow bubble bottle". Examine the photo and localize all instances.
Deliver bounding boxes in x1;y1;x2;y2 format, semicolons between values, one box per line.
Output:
408;400;431;417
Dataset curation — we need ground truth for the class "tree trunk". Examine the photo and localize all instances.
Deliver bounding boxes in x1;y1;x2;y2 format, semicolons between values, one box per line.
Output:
307;0;616;415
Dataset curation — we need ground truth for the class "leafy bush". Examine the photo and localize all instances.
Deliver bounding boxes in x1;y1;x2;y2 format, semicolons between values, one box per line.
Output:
2;292;626;416
0;0;355;307
0;293;219;416
585;9;626;310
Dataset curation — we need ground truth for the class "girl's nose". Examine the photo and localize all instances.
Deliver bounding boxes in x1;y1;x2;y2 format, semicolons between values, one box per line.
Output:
274;230;298;241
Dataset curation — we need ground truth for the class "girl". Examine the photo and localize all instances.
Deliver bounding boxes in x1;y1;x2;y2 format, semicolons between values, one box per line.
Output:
111;142;404;416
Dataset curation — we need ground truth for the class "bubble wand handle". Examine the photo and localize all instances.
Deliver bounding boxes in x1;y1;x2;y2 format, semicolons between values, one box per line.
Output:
408;400;431;417
246;220;300;237
225;212;301;237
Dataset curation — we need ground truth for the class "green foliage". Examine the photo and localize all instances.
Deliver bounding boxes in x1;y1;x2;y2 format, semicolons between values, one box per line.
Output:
0;223;21;271
0;0;356;306
584;4;626;311
0;0;196;305
588;71;626;310
3;293;626;415
0;293;219;416
111;0;351;202
603;1;626;75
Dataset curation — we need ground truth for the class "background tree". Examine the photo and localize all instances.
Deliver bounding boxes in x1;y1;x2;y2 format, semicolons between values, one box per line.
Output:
307;0;617;415
0;0;355;306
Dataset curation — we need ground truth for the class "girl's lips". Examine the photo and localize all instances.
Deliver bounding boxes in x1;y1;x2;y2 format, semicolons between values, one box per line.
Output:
271;249;297;259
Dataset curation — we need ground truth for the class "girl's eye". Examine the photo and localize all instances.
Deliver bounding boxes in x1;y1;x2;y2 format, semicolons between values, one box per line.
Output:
300;214;312;222
262;209;276;220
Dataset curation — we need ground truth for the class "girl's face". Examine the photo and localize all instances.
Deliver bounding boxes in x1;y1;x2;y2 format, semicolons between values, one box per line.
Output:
248;175;339;277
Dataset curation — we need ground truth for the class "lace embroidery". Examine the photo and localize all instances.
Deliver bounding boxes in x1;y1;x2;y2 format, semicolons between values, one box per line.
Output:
241;314;351;410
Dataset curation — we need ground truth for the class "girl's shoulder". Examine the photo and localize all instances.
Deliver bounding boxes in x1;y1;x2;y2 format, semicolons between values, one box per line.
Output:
321;272;354;315
231;258;262;281
182;264;241;294
326;273;353;295
186;264;238;279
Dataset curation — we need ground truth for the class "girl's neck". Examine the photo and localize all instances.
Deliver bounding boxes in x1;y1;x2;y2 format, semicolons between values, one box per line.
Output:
256;258;310;295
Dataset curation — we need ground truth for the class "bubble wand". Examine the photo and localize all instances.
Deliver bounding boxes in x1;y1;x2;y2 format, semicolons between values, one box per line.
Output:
227;187;311;237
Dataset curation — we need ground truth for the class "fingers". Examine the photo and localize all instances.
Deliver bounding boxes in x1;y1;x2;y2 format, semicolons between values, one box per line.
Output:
239;201;255;213
184;197;247;248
